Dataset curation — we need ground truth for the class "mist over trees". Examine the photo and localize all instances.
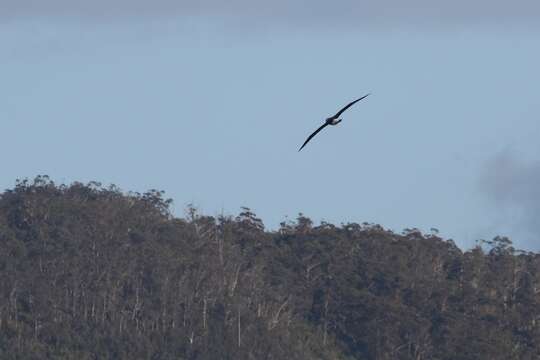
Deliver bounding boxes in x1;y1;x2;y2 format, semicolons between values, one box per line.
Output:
1;176;539;359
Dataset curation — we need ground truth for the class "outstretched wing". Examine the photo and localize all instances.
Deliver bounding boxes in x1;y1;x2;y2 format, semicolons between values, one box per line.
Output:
332;93;371;118
298;122;329;151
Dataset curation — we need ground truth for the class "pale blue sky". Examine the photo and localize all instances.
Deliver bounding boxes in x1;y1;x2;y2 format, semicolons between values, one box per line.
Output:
2;2;540;250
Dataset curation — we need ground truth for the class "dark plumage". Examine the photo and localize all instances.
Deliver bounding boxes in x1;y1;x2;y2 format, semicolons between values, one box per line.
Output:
298;93;370;151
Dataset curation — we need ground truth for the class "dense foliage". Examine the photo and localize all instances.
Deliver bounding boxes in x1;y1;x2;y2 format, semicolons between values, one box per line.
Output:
1;176;539;359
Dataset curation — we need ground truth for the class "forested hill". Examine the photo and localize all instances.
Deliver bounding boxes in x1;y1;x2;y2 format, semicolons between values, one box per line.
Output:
1;177;539;359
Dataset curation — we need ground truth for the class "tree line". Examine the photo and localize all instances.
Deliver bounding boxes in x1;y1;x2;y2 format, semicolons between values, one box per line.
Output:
1;176;539;359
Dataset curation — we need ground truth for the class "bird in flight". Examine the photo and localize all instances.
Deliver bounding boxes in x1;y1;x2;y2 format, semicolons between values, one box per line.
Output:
298;93;370;152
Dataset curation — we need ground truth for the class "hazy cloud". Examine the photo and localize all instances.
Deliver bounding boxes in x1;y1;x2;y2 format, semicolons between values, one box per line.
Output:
482;149;540;246
3;0;540;27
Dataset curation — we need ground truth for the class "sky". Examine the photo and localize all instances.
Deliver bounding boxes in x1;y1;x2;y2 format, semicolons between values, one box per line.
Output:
1;1;540;250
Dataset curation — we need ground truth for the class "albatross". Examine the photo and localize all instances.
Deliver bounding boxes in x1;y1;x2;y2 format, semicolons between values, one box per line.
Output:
298;93;370;151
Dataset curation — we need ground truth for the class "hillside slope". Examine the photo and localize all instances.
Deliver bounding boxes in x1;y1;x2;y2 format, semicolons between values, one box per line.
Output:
1;176;539;359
